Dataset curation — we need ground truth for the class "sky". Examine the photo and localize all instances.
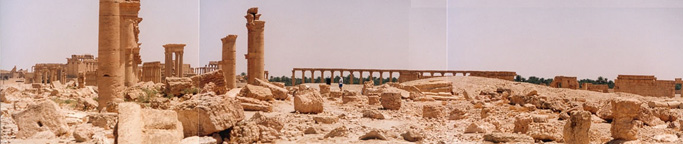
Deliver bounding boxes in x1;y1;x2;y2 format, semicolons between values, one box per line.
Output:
1;0;682;80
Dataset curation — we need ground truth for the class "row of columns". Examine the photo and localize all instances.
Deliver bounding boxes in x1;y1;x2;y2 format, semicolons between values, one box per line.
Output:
192;66;220;75
289;69;489;86
32;66;66;84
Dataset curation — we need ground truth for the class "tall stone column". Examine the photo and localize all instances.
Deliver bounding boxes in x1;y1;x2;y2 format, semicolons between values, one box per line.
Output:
310;71;314;83
245;7;265;84
165;52;172;79
36;69;43;84
98;0;124;111
221;35;237;89
120;1;140;86
350;71;354;84
175;53;180;76
178;52;184;77
320;71;325;83
301;71;305;83
379;72;384;84
389;72;393;82
360;71;364;84
291;70;295;86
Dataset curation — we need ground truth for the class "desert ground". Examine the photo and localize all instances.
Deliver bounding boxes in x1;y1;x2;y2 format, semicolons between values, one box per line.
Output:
2;75;683;143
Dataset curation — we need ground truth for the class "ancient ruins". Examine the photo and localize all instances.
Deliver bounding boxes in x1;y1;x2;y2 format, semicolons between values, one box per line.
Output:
550;76;580;89
2;2;683;144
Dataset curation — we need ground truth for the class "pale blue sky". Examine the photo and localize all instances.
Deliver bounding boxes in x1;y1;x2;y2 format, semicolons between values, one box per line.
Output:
1;0;682;80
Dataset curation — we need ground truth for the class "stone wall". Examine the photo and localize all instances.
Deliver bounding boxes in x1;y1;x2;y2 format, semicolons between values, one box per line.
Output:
582;83;608;93
614;75;675;97
549;76;579;89
469;71;517;81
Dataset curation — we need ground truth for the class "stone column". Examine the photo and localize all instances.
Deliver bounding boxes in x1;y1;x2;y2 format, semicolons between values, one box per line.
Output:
245;7;265;84
165;52;172;78
98;0;124;111
350;71;354;84
379;72;384;84
122;19;135;86
221;35;237;89
360;71;364;84
369;72;374;83
178;52;184;77
320;70;325;83
35;69;43;84
310;71;314;83
389;72;393;82
301;70;305;83
291;70;295;86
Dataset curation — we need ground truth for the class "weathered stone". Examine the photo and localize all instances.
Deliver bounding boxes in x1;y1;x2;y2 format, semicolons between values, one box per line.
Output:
319;84;330;97
12;100;68;138
423;105;443;119
116;102;184;144
359;129;387;140
173;93;245;136
239;84;274;101
329;91;342;98
527;122;563;142
362;110;385;119
380;92;402;110
304;127;318;134
190;70;227;95
563;110;591;144
513;114;532;133
180;136;217;144
164;77;192;97
583;101;600;114
483;132;534;143
74;124;95;142
294;89;324;114
401;130;424;142
652;108;677;122
78;97;99;111
611;117;639;141
249;112;283;131
464;122;494;133
611;98;641;141
449;107;468;120
229;121;281;143
324;126;348;138
342;95;362;104
368;95;380;105
254;78;288;100
89;112;118;130
235;96;273;112
313;116;338;124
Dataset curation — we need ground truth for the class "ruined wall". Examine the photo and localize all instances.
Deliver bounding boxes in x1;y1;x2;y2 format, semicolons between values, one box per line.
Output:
614;75;675;98
85;71;98;86
582;83;609;93
398;71;421;83
549;76;579;89
469;71;517;81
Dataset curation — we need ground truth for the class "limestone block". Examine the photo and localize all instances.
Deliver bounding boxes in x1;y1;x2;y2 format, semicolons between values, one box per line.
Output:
235;96;273;112
319;84;330;96
165;77;193;97
362;110;385;119
483;133;534;143
12;100;68;138
423;105;444;119
380;92;402;110
513;114;532;133
116;102;184;144
190;70;227;94
254;78;288;100
239;84;273;101
174;93;245;136
563;111;591;144
294;89;324;114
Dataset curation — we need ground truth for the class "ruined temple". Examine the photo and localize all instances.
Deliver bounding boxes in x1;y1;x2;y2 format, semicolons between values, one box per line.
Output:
549;76;579;89
614;75;676;97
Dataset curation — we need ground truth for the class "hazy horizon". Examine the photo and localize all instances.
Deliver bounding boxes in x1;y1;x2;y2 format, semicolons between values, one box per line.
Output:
1;0;682;80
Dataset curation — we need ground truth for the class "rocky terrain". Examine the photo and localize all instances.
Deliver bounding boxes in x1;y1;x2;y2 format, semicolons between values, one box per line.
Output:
2;75;683;143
